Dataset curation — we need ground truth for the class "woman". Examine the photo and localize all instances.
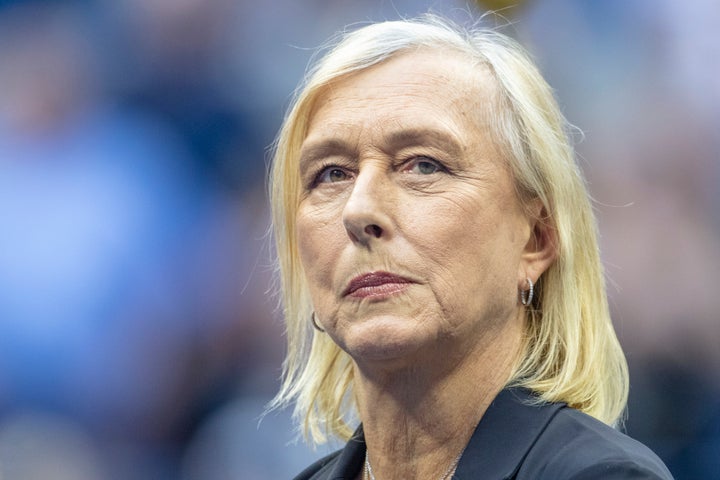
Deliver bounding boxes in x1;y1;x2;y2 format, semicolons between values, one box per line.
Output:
269;15;673;480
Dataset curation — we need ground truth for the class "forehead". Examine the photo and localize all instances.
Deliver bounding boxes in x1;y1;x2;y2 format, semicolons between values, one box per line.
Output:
305;49;497;140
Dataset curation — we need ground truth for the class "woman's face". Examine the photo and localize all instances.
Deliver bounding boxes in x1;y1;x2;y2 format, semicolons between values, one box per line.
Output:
296;50;537;369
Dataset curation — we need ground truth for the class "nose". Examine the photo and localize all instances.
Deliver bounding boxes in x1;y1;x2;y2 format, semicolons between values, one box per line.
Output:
342;166;393;245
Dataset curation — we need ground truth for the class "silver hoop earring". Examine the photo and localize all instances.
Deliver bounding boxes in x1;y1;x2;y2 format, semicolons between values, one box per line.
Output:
520;277;534;306
311;312;325;332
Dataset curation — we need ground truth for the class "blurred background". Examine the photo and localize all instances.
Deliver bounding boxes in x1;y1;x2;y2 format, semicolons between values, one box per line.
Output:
0;0;717;478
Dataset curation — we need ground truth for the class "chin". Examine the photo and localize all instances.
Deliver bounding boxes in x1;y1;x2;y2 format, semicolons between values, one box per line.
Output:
338;315;427;366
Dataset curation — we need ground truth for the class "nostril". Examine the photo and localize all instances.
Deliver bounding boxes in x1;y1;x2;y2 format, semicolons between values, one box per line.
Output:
365;224;383;238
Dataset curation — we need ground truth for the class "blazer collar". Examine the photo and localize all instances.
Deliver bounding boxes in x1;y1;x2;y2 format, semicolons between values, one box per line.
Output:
454;387;564;479
327;425;365;479
326;387;563;480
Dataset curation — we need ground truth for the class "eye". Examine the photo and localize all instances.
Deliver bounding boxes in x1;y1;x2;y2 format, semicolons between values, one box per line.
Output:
406;157;444;175
315;166;352;185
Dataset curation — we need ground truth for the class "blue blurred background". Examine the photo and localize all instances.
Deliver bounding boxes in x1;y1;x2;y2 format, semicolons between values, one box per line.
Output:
0;0;717;478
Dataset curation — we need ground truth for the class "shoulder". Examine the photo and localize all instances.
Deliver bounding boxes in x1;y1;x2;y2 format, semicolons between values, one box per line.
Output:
291;449;343;480
455;387;673;480
519;406;674;479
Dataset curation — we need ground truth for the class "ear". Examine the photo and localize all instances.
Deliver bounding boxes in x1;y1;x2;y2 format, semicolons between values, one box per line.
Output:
518;199;558;285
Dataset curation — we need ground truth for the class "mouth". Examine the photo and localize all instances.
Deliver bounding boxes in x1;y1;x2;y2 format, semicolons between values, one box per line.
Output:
343;271;414;299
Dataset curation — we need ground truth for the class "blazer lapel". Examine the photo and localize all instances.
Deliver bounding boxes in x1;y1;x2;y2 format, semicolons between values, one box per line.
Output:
453;387;564;479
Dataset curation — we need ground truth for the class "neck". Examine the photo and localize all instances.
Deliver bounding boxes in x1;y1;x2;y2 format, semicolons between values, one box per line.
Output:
353;316;523;480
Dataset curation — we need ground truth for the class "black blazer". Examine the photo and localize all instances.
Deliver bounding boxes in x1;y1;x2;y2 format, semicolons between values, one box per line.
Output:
292;387;673;479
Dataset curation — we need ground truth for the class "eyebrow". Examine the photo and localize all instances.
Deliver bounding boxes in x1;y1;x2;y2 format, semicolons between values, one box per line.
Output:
298;126;465;173
384;128;464;157
299;138;353;174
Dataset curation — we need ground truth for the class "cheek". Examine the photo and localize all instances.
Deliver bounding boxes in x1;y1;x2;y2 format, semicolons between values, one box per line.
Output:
296;202;344;286
409;195;523;298
406;192;497;261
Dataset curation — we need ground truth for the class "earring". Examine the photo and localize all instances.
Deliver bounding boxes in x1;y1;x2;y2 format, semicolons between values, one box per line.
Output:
520;277;534;306
311;312;325;332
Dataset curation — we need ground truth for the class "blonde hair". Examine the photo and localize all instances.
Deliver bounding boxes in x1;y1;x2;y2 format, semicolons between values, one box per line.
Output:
269;14;628;445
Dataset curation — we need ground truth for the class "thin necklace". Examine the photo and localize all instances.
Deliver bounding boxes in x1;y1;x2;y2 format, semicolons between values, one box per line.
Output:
364;449;463;480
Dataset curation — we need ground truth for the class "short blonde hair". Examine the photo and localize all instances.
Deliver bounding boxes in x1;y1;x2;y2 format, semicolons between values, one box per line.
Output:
269;14;628;445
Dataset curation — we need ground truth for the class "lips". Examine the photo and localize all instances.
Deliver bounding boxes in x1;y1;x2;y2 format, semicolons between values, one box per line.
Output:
343;271;413;298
